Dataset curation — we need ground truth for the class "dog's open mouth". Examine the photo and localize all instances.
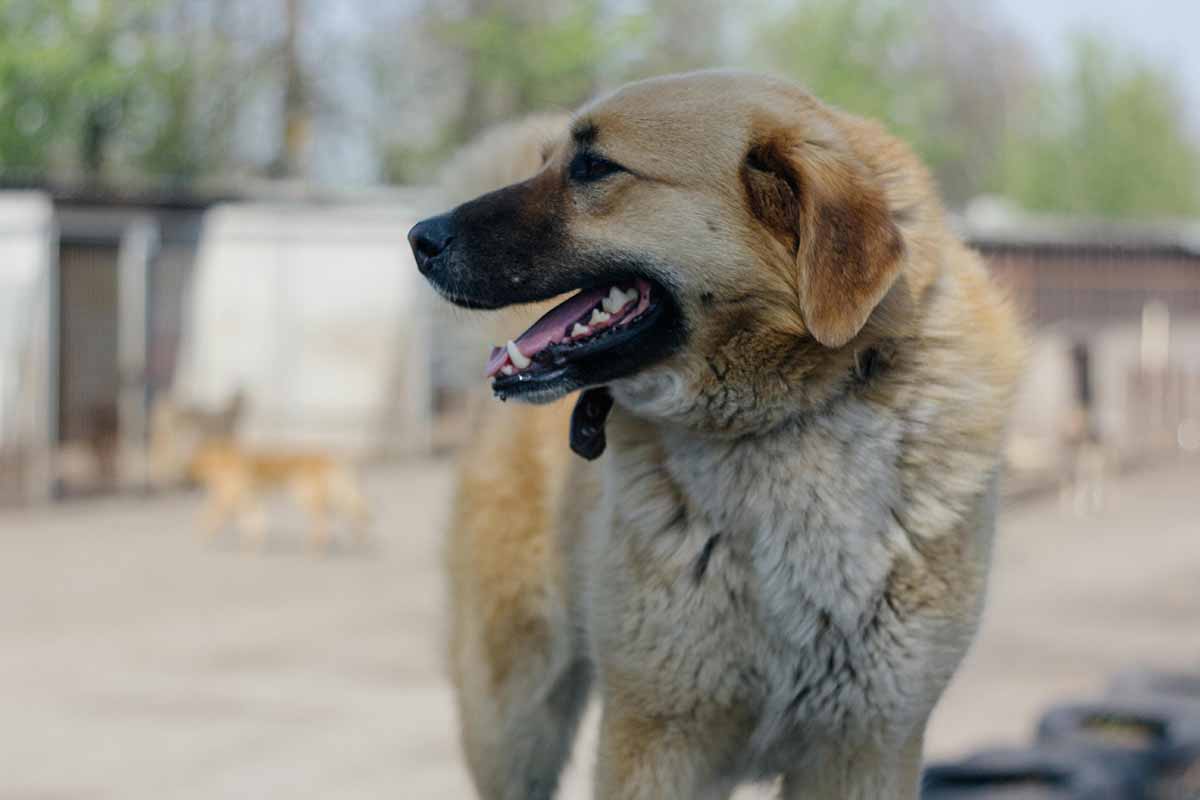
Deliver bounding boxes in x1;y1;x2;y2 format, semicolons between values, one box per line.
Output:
482;277;676;402
485;279;652;378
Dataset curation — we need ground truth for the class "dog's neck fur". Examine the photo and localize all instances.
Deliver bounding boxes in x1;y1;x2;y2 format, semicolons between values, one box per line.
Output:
601;263;1006;633
594;286;1006;767
597;360;945;770
606;351;910;634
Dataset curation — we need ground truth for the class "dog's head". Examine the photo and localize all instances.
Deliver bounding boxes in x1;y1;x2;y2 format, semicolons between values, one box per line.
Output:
148;391;245;485
410;71;931;433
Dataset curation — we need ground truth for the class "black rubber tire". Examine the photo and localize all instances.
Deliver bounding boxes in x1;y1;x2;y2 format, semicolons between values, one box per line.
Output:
922;746;1139;799
1036;699;1200;799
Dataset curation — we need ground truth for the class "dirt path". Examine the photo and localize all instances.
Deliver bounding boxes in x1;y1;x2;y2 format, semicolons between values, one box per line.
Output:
2;457;1198;798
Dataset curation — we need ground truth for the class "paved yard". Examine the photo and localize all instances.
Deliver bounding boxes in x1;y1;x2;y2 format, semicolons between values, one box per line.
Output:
2;457;1198;798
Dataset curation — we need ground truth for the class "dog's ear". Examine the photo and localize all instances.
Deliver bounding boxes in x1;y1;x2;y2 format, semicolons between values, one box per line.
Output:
743;135;905;348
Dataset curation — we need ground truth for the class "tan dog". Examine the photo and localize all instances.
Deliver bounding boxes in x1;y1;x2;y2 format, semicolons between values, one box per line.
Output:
189;440;369;551
411;71;1025;799
150;395;369;551
148;392;245;486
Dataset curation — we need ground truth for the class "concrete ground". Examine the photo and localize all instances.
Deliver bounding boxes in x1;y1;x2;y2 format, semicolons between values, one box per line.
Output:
2;457;1198;799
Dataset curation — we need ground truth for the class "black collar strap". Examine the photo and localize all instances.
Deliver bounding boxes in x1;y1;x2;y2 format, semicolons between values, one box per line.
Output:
570;387;614;460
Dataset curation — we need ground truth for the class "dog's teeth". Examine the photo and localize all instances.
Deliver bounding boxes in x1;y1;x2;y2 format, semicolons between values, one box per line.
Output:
590;309;611;325
624;287;639;304
506;340;531;369
601;286;628;314
500;365;515;376
571;323;591;338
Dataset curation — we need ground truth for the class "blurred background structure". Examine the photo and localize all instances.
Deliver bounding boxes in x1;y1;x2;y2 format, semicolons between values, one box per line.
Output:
1;1;1198;797
1;0;1199;503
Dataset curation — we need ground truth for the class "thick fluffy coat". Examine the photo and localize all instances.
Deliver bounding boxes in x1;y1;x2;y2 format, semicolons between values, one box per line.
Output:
423;72;1025;799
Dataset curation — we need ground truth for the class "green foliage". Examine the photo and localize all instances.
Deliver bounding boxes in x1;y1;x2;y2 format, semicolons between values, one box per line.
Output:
0;0;149;176
750;0;955;174
435;1;647;138
748;1;1200;217
992;35;1200;218
626;0;724;77
131;35;242;180
380;1;649;182
0;0;245;182
380;139;453;186
2;0;1196;218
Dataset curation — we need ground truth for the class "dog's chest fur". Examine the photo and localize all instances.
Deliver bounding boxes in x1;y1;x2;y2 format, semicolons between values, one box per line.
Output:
587;396;976;767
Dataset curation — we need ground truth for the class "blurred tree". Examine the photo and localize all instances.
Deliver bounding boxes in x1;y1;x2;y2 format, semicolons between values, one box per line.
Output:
435;0;645;141
628;0;726;77
0;0;270;183
375;0;648;183
748;1;1200;216
993;34;1200;218
3;0;1195;214
917;0;1035;206
749;0;1035;208
268;0;310;178
0;0;152;178
133;0;261;181
751;0;946;157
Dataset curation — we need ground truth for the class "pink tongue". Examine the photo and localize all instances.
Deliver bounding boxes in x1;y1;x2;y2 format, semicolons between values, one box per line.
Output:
484;287;611;377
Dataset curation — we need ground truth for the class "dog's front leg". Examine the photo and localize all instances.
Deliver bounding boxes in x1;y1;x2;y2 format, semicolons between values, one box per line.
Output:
200;488;231;541
236;497;269;551
594;707;734;800
779;729;924;800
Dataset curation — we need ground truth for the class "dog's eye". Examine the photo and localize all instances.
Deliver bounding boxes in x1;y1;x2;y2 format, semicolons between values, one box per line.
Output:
569;151;625;183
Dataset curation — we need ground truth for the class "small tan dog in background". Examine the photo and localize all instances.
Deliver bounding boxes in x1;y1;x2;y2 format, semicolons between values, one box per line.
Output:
150;394;370;552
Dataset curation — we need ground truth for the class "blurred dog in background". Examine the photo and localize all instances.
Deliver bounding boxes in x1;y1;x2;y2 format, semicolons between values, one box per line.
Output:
150;392;370;552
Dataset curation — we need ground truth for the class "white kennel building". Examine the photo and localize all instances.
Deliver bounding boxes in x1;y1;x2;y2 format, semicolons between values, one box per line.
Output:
174;202;432;457
0;192;56;503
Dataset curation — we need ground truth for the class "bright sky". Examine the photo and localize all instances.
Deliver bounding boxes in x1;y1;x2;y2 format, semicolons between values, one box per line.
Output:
992;0;1200;130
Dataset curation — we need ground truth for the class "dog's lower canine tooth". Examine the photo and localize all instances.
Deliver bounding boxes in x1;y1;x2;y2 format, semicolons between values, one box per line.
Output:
500;365;515;376
506;340;531;369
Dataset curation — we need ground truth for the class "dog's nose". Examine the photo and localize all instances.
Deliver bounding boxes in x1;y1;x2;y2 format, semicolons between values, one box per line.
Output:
408;213;456;275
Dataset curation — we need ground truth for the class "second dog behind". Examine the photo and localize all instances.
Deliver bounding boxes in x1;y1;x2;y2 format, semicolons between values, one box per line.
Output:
150;394;370;552
190;439;370;552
